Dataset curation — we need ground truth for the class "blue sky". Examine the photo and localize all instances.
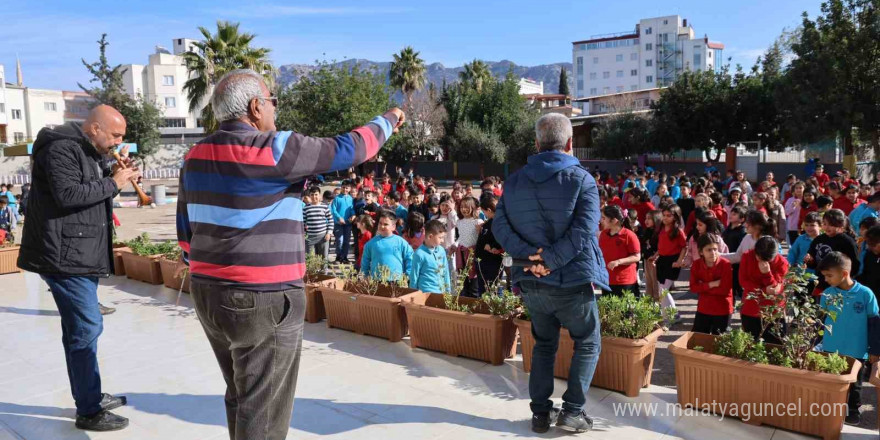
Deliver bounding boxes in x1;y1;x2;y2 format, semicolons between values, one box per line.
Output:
1;0;822;91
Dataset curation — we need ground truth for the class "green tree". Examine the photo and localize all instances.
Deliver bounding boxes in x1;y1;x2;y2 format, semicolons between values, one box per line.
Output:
592;112;654;159
389;46;426;112
276;61;392;137
459;59;493;93
182;21;274;133
558;69;571;96
79;34;162;169
777;0;880;156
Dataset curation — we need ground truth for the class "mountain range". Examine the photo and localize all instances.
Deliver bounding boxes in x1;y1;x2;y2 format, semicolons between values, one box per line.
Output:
276;59;573;97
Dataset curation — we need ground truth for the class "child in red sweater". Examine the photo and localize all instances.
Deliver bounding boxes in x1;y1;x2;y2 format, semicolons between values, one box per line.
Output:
739;236;789;344
355;215;375;271
689;234;733;334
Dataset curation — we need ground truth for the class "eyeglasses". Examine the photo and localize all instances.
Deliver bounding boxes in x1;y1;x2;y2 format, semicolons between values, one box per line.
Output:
259;95;278;107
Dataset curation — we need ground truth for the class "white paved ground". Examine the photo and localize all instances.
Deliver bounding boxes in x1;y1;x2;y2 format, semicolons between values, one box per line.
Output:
0;271;876;440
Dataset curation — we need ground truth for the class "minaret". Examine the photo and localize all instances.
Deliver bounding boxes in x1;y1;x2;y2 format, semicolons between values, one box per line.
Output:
15;55;23;86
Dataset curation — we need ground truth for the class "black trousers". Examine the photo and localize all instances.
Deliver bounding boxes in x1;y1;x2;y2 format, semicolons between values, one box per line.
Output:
740;315;786;345
731;264;743;301
848;362;870;416
692;312;730;335
191;282;306;440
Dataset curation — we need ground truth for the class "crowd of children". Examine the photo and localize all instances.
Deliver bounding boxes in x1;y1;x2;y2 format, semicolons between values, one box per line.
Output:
591;163;880;425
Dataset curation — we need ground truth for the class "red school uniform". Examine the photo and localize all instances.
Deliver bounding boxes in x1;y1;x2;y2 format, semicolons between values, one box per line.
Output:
689;257;734;315
711;205;728;227
631;201;656;226
831;197;864;216
738;251;788;318
599;228;641;286
657;226;687;257
356;230;373;268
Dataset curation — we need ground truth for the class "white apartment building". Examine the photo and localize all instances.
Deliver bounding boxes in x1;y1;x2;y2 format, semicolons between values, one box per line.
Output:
572;15;723;111
122;38;204;135
518;78;544;95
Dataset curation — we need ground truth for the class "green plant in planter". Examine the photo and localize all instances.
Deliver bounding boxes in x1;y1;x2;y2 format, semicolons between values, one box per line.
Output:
750;265;845;371
480;285;521;317
805;351;848;375
597;290;673;339
337;264;411;298
304;253;327;283
125;233;179;257
714;329;769;364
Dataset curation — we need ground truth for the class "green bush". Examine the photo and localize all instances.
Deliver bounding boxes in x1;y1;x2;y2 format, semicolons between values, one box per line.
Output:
597;290;671;339
713;329;769;364
126;233;179;258
805;351;849;375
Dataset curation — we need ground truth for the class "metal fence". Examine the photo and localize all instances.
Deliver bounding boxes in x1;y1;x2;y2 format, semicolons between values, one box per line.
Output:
573;146;840;164
1;168;181;185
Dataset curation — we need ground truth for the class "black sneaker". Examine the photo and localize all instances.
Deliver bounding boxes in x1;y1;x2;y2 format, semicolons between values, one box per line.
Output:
531;407;560;433
844;411;861;426
99;303;116;315
556;409;593;433
100;393;127;411
75;410;129;431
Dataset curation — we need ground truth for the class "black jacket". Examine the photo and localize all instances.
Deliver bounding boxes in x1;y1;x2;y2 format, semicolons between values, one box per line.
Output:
18;122;118;276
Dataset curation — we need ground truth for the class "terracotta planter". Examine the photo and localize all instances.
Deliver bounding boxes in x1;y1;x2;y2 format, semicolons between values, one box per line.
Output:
515;318;663;397
304;275;336;323
320;279;421;342
158;258;190;293
112;246;130;276
669;332;859;440
121;252;163;285
0;245;21;275
870;363;880;431
404;293;518;365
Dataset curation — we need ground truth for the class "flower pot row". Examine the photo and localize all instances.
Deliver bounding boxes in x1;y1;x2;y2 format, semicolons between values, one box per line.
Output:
115;248;190;293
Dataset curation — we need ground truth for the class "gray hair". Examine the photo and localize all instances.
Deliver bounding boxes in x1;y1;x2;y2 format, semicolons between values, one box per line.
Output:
211;69;266;123
535;113;573;151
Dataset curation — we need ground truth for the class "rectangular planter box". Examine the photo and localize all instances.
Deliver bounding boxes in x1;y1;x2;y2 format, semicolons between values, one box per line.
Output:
158;258;190;293
112;246;130;276
121;252;163;285
515;318;663;397
304;275;337;323
669;332;860;440
404;293;518;365
0;245;21;275
870;363;880;431
320;279;421;342
113;245;131;277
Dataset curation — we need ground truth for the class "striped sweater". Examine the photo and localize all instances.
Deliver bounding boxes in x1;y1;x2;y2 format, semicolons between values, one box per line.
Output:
177;113;397;290
303;202;332;244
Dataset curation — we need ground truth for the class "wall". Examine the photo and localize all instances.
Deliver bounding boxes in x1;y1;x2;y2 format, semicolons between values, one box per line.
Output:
4;86;27;142
24;88;65;137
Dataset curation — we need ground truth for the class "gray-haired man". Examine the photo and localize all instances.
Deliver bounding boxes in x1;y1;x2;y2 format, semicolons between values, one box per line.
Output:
176;69;404;439
493;113;608;434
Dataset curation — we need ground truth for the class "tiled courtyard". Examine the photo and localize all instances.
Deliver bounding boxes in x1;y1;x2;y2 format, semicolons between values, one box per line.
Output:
0;270;877;439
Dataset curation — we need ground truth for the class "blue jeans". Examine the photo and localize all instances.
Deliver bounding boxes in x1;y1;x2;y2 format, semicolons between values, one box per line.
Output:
42;275;103;416
334;223;352;261
519;281;601;414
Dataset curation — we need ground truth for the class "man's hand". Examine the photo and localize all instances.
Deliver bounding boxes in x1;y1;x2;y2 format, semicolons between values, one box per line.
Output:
110;145;132;175
325;233;332;242
387;108;406;133
528;248;543;262
338;219;346;225
607;260;619;271
112;167;140;190
524;263;550;278
757;260;771;274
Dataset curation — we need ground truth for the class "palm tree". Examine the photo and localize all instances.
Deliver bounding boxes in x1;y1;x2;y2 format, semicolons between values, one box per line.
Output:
183;21;275;133
459;59;492;93
389;46;427;112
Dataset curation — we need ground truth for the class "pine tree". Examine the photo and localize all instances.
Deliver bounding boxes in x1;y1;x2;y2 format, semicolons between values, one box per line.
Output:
558;69;571;96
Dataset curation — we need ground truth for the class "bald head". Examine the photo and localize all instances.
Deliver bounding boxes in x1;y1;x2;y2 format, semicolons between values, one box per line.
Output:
83;104;126;154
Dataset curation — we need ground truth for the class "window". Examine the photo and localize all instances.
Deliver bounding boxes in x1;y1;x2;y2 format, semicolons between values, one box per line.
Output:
616;70;623;78
590;88;597;95
579;44;586;50
646;43;653;51
44;102;57;112
646;75;654;83
14;132;24;143
630;52;638;61
603;71;610;79
708;51;712;58
0;103;4;113
645;27;652;35
577;79;583;91
589;72;597;80
631;69;638;76
11;109;21;120
616;86;624;93
646;59;653;67
631;85;638;91
162;118;186;128
163;75;175;86
616;54;623;62
577;57;584;75
593;57;599;64
663;19;668;25
164;97;176;108
603;87;610;94
694;54;701;67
